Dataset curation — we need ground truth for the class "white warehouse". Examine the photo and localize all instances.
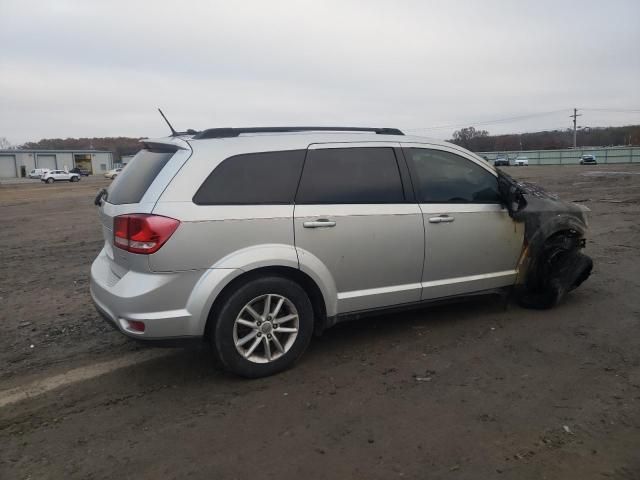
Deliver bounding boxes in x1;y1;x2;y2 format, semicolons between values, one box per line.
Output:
0;149;114;178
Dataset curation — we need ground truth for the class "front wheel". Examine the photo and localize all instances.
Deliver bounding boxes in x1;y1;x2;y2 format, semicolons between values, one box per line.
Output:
518;249;593;309
210;276;314;378
46;178;54;184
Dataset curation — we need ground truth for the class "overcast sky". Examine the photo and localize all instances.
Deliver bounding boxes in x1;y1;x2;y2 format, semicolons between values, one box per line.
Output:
1;0;639;144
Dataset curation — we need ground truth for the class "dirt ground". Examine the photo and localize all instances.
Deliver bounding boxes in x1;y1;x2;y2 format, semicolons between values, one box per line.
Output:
1;165;639;479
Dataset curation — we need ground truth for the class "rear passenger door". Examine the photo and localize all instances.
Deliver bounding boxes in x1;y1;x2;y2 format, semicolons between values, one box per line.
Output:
294;144;424;314
403;146;524;300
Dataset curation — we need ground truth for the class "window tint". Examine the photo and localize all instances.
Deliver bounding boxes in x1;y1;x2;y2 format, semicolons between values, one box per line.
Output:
193;150;305;205
108;149;175;205
406;148;500;203
296;148;404;204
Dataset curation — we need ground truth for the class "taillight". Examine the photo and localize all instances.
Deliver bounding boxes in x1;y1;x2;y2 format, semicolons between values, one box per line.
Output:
113;214;180;254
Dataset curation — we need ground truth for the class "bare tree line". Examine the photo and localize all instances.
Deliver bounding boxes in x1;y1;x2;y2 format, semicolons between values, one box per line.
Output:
450;125;640;152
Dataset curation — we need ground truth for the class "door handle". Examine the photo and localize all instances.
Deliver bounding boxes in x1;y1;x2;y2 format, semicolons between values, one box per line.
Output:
428;215;455;224
303;219;336;228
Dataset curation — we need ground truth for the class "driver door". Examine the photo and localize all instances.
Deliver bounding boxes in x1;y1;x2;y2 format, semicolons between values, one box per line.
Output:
403;145;524;300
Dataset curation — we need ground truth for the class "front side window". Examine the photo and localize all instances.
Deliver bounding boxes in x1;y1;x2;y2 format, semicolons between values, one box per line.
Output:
406;148;501;203
193;150;305;205
295;147;404;204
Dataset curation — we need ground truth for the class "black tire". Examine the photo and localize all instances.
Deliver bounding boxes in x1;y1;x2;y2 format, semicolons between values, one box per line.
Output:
210;276;314;378
46;178;54;184
518;251;593;309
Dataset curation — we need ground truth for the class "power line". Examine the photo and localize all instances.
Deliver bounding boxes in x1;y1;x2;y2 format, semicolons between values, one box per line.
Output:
498;125;572;135
405;107;639;133
582;108;640;113
405;109;570;132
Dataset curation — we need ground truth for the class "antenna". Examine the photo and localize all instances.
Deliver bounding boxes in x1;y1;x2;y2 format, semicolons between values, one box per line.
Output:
158;108;177;136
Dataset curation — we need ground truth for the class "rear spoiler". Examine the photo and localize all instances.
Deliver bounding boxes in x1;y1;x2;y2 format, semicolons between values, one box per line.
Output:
139;136;191;152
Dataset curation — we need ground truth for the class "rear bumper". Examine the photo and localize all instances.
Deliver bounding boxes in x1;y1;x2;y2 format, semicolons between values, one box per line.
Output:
93;302;202;346
90;248;209;340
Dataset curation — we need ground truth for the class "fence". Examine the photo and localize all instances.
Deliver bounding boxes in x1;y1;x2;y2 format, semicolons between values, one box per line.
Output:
477;146;640;165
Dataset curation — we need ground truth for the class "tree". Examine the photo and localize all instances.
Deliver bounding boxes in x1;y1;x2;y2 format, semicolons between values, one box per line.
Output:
450;127;490;150
0;137;13;149
448;125;640;152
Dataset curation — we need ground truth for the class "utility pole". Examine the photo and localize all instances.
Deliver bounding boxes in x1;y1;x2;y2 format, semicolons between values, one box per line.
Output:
570;108;582;148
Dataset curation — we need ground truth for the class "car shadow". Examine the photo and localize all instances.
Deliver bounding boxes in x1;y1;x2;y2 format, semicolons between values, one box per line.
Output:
1;293;551;419
91;293;509;387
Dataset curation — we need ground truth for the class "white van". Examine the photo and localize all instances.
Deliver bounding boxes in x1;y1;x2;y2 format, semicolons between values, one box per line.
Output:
28;168;50;179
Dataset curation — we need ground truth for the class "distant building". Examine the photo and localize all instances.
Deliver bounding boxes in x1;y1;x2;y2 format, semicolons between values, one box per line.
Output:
120;154;135;165
0;149;114;178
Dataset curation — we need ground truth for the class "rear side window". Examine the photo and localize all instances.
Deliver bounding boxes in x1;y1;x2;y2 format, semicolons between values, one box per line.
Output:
193;150;305;205
107;149;175;205
296;147;404;204
406;148;500;203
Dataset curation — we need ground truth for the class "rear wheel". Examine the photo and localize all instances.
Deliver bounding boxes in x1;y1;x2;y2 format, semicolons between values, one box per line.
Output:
210;276;314;378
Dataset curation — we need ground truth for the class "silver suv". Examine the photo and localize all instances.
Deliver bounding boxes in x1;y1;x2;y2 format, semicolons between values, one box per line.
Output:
91;126;592;377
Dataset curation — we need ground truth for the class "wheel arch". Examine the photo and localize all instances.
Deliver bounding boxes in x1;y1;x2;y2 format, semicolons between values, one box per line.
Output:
203;266;329;339
521;223;588;289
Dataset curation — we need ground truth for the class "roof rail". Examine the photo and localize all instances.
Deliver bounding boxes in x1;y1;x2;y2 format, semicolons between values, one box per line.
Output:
192;126;404;140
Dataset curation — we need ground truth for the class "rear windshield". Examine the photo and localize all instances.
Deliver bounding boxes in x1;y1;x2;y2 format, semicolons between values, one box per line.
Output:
107;149;175;205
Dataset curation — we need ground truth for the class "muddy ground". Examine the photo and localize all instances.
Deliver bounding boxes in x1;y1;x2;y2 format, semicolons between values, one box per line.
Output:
1;165;639;479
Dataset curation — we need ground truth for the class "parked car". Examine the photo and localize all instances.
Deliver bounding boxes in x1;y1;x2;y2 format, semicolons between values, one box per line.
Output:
514;156;529;166
70;167;90;176
41;170;80;183
580;154;597;165
494;155;510;166
28;168;49;179
104;168;123;179
91;126;593;378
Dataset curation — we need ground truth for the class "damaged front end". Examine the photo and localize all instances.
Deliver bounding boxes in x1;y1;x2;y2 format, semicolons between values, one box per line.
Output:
498;171;593;309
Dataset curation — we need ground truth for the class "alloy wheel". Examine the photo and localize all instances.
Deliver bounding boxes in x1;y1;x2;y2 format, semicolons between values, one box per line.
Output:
233;294;299;364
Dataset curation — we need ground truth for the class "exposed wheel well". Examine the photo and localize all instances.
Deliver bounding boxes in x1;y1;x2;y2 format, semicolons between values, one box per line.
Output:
518;228;592;309
204;266;327;339
527;228;585;289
